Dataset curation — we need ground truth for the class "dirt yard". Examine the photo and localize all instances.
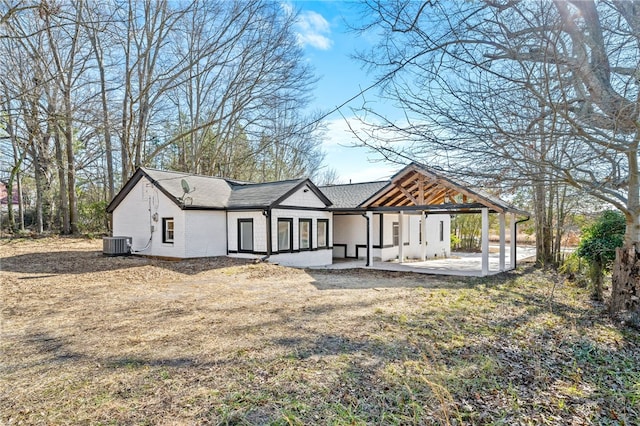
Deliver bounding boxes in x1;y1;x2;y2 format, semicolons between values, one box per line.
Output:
1;237;638;425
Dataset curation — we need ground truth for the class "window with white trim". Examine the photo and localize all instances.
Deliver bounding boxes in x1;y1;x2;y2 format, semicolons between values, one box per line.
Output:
162;218;174;243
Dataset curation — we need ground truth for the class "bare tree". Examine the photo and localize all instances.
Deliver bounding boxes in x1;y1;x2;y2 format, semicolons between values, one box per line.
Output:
0;0;325;235
354;0;639;314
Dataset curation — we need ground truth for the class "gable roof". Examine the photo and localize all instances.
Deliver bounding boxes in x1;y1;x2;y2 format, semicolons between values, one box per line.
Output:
359;162;528;215
106;163;527;216
319;181;388;209
106;168;331;213
227;178;331;208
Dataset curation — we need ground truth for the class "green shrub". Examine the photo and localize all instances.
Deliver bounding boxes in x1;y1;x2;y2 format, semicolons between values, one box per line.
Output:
575;210;625;300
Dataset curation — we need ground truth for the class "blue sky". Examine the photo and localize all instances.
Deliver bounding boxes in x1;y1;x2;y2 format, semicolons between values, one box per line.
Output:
290;1;403;183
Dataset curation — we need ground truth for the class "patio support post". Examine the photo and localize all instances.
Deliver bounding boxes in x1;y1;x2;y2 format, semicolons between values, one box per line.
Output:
499;212;506;272
481;208;489;276
398;211;404;262
510;212;517;269
421;212;427;261
366;211;374;267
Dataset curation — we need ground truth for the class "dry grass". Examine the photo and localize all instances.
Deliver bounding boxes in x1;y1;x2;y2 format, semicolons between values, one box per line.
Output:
1;237;638;425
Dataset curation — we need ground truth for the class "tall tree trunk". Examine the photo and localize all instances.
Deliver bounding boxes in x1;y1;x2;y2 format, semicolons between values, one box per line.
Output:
88;28;114;201
34;152;44;234
16;169;24;231
610;243;640;314
64;114;78;234
53;128;69;233
610;148;640;315
6;118;24;233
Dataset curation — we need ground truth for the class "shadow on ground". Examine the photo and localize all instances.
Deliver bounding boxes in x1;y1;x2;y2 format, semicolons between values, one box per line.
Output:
0;250;252;275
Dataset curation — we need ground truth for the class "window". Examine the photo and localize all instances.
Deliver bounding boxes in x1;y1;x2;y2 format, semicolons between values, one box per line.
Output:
439;220;444;242
419;220;422;244
278;218;293;252
162;218;174;243
238;219;253;252
299;219;312;250
392;222;399;246
317;219;329;248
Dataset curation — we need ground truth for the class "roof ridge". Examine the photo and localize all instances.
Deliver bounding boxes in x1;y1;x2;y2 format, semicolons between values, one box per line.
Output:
229;177;307;187
142;167;229;181
320;180;388;188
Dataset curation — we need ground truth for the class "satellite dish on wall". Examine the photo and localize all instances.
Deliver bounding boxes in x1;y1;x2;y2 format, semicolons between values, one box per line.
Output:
181;179;191;194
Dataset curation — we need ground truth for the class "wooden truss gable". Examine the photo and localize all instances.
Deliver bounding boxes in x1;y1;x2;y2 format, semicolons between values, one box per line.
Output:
360;164;519;214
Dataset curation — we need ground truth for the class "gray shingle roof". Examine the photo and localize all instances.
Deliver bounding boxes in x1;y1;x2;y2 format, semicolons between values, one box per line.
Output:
319;181;388;209
227;179;306;208
142;168;233;209
132;169;323;209
107;163;527;216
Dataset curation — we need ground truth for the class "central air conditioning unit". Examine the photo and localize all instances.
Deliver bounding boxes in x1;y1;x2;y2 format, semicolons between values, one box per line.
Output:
103;236;132;256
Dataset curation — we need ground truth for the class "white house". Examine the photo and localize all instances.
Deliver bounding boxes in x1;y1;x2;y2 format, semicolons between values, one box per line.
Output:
106;168;332;267
106;163;528;272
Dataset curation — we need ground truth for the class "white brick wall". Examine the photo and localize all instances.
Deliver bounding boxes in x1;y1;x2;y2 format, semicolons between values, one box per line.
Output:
227;211;267;253
403;214;451;259
270;208;332;252
333;212;451;261
270;249;332;267
184;210;227;258
112;177;185;258
333;214;367;257
279;184;327;208
227;208;332;267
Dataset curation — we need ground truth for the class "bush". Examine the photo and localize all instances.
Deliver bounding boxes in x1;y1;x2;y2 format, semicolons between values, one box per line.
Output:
575;210;625;300
559;253;589;288
78;200;108;234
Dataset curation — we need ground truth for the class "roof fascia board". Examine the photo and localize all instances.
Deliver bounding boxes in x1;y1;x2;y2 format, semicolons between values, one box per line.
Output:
360;162;519;214
139;169;185;210
106;168;144;213
410;164;510;213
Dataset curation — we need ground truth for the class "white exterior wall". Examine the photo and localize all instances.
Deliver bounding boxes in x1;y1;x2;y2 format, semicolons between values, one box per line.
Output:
227;210;267;256
184;210;227;258
226;187;332;267
403;214;451;260
333;214;368;258
112;177;186;258
269;208;332;267
333;212;451;262
279;184;327;208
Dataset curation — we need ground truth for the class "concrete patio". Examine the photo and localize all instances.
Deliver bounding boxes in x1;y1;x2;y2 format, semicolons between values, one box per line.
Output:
311;245;536;277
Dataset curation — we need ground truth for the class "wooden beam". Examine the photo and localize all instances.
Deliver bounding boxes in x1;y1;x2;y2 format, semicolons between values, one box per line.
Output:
424;188;449;204
395;183;418;205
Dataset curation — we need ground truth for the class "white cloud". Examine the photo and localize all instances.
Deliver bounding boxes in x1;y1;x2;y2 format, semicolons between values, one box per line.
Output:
295;10;332;50
320;116;402;183
323;117;361;148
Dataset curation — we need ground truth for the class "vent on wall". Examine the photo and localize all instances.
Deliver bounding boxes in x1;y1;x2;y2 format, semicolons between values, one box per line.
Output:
103;236;132;256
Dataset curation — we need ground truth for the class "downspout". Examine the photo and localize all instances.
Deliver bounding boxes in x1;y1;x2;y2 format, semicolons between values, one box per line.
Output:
514;215;530;261
262;208;272;262
362;213;370;267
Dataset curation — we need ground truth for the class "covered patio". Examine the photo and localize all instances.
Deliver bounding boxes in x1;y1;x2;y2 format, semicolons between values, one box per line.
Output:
313;244;536;277
325;163;530;276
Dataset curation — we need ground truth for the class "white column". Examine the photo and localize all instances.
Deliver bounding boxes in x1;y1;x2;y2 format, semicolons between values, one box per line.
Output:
367;211;374;267
510;212;517;269
481;208;489;276
398;211;404;262
499;213;506;272
421;212;427;261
